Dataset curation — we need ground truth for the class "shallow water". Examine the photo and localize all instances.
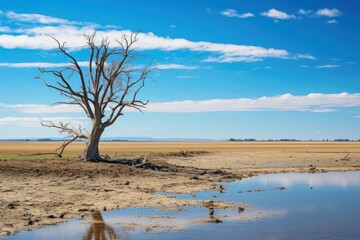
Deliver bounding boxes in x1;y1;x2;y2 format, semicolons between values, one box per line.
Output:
8;171;360;240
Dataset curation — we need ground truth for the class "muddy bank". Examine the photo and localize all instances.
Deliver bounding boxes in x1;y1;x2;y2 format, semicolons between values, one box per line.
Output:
1;150;360;235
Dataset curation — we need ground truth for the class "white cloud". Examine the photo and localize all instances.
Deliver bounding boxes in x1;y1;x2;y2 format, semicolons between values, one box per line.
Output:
203;55;262;63
0;27;289;62
176;76;194;79
169;24;176;28
156;64;198;70
261;9;296;20
0;61;88;68
316;64;339;68
0;117;86;127
3;92;358;114
0;62;198;71
220;9;255;18
296;54;316;60
312;109;337;113
0;11;296;63
0;103;82;114
301;65;310;68
316;8;342;17
298;9;312;15
327;19;338;24
0;26;11;33
143;92;360;113
6;10;71;24
238;13;255;18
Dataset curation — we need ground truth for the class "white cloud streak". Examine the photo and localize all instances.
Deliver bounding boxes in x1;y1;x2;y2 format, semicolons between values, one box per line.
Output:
0;117;86;127
261;9;296;20
6;10;71;25
156;64;198;70
0;62;88;68
316;64;339;68
296;54;316;60
298;9;313;15
0;26;11;33
316;8;342;17
0;104;82;114
220;9;255;19
0;10;314;63
145;92;360;113
0;28;290;62
2;93;359;114
327;19;338;24
0;62;198;70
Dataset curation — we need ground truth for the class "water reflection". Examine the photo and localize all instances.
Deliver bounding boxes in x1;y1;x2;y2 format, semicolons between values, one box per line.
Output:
82;211;122;240
9;172;360;240
249;171;360;187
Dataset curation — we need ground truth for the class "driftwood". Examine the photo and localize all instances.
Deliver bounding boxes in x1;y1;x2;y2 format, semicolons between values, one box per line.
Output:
341;153;351;161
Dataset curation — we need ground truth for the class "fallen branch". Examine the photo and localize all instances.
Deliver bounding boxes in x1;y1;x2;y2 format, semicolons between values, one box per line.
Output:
18;152;62;158
341;153;351;161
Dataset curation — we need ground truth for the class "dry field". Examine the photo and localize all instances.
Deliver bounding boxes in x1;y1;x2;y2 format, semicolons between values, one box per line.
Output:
1;141;360;159
1;141;360;235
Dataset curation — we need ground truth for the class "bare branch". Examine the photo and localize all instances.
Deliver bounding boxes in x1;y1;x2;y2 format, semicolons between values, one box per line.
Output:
38;32;152;160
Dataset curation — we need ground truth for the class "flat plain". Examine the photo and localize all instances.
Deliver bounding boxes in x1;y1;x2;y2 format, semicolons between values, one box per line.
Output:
1;141;360;235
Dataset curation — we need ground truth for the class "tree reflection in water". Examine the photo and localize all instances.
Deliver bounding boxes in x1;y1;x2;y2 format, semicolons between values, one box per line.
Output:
82;211;124;240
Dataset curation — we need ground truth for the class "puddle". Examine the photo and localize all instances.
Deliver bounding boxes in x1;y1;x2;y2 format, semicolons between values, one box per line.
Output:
8;171;360;240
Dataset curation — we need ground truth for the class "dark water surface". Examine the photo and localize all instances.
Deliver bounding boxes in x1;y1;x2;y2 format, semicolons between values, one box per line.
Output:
8;172;360;240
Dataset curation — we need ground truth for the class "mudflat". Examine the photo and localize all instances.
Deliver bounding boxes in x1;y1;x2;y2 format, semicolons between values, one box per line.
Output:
0;141;359;235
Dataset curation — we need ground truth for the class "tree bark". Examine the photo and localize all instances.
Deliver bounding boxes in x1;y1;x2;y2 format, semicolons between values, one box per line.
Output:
83;125;104;162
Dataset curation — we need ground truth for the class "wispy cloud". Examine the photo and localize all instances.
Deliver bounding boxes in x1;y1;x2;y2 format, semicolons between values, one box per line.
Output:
316;8;342;17
6;10;71;25
0;62;198;70
0;117;87;127
298;9;313;15
220;9;255;19
312;109;337;113
296;54;316;60
0;62;88;68
0;10;314;63
156;64;198;70
0;103;82;114
316;64;339;68
261;9;296;20
327;19;338;24
145;92;360;113
0;26;11;32
3;93;359;114
176;76;194;79
0;27;290;62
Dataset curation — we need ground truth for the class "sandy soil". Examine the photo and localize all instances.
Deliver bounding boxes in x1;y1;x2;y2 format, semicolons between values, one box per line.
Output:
0;142;359;236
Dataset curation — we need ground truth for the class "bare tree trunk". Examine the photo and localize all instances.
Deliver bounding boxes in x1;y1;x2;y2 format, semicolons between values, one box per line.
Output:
83;125;104;162
39;33;151;162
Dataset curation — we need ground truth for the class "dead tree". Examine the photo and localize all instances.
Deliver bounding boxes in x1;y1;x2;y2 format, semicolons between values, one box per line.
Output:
38;32;152;161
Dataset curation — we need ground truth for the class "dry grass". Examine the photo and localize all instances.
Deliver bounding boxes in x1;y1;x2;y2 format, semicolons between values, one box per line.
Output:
0;141;359;160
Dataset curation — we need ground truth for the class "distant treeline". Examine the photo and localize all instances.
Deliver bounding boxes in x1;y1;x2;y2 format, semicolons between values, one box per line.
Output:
228;138;360;142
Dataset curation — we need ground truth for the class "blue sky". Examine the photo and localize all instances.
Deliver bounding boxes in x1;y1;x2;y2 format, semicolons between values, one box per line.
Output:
0;0;359;140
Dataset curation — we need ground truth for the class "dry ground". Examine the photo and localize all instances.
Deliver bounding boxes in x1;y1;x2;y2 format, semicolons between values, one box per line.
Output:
1;141;360;236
